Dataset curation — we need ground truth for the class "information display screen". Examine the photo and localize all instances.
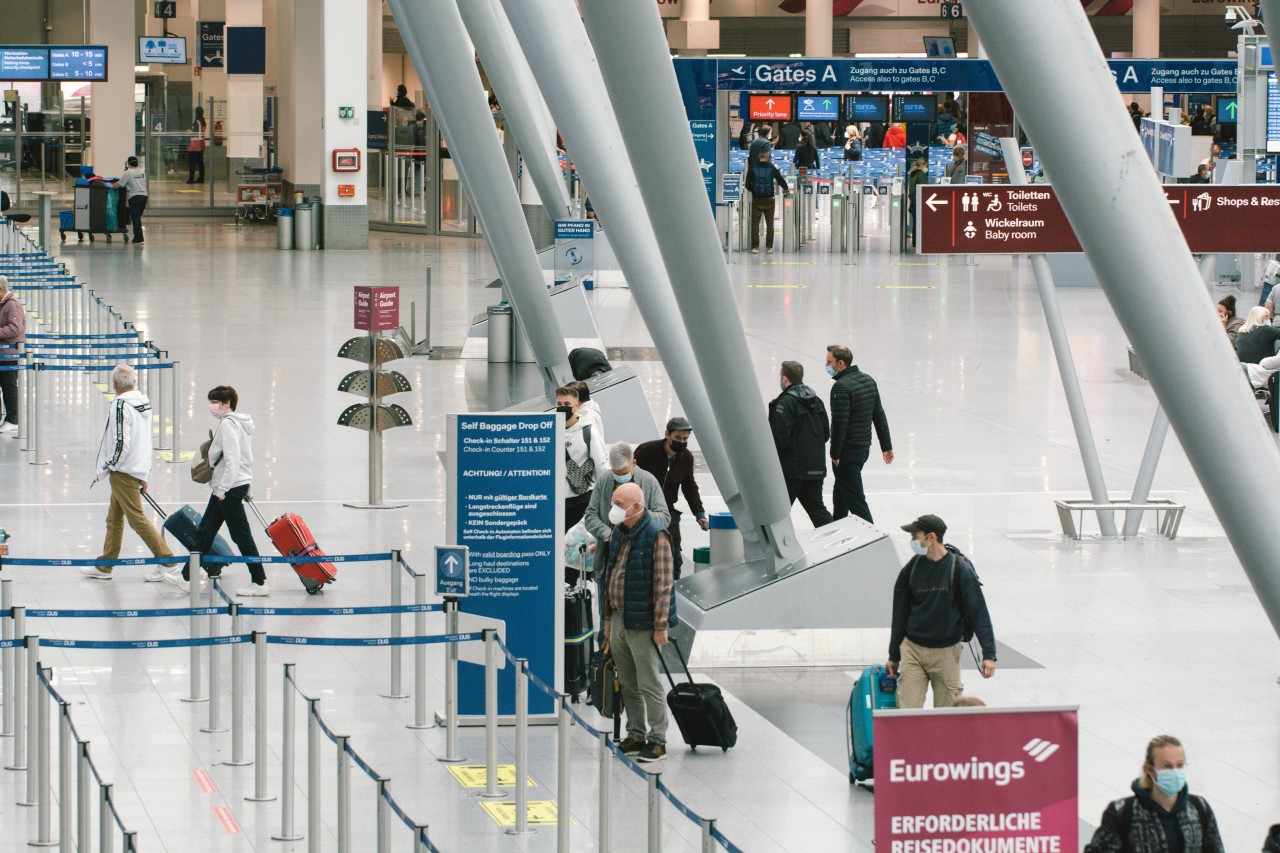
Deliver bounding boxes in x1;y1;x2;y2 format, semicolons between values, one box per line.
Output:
893;95;938;122
1268;73;1280;154
0;48;50;81
795;94;839;121
49;47;107;81
923;36;957;58
748;93;792;121
843;94;890;123
138;37;186;65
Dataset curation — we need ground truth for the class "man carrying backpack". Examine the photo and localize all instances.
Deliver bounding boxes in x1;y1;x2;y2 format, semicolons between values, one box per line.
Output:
887;514;997;708
746;149;789;255
768;360;833;527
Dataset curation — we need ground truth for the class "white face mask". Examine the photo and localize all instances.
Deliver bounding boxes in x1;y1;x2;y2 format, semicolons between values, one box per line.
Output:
608;505;628;525
209;402;227;420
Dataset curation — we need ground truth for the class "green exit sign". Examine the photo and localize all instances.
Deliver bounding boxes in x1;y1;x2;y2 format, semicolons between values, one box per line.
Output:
338;106;354;120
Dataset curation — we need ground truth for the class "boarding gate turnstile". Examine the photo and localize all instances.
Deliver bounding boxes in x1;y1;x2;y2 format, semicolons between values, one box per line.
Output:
830;179;862;264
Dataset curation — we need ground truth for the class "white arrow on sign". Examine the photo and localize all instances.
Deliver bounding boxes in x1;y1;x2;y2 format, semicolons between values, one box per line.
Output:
765;98;775;109
924;192;949;212
444;554;460;575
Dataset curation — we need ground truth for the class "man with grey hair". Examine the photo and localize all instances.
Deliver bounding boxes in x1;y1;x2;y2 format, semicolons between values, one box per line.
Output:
582;441;669;581
82;364;176;580
0;274;24;434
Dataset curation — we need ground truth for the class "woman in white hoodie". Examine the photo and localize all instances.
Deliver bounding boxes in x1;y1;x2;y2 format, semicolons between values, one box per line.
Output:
163;385;268;597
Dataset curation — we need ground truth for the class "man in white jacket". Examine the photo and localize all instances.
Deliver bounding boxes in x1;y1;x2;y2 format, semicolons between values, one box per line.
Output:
82;365;177;580
162;385;267;597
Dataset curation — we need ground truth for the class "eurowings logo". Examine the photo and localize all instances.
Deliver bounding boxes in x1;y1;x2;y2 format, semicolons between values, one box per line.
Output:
1023;738;1060;763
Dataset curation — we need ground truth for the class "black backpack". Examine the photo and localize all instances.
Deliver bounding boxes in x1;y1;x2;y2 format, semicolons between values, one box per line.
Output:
751;163;775;197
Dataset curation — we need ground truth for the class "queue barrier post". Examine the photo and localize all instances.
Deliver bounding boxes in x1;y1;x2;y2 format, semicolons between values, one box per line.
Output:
407;568;431;730
506;658;532;836
701;818;716;853
482;628;503;798
247;631;274;801
16;342;26;443
58;701;72;853
598;730;611;853
169;361;181;464
647;772;662;853
307;698;321;853
557;694;571;853
375;777;391;853
182;554;206;704
21;635;39;805
123;830;137;853
76;741;90;853
414;824;430;853
383;551;406;699
440;598;464;763
202;582;225;733
227;606;249;766
271;663;303;842
98;783;112;853
33;664;56;847
336;735;352;853
29;362;47;466
1;578;13;737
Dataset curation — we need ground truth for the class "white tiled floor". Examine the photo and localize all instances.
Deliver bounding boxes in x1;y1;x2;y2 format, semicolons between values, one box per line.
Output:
0;211;1278;852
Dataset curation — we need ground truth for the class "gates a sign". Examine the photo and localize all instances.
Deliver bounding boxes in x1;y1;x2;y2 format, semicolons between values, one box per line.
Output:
875;707;1078;853
918;185;1280;254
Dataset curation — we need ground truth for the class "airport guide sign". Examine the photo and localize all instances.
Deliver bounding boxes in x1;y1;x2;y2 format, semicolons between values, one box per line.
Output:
916;185;1280;255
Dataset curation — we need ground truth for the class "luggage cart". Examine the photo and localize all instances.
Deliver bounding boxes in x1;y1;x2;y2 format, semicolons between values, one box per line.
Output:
234;167;284;223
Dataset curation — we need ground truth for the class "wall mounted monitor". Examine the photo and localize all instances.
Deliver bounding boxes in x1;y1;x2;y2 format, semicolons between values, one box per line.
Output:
0;48;51;81
748;93;792;122
842;94;890;123
893;95;937;122
138;37;186;65
923;36;957;58
1214;94;1238;124
795;94;839;121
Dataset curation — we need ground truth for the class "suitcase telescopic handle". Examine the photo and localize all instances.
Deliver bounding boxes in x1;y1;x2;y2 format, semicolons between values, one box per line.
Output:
140;489;168;520
654;638;695;691
245;496;270;530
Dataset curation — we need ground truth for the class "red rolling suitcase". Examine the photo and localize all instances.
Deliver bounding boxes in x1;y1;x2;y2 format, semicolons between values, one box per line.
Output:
247;500;336;594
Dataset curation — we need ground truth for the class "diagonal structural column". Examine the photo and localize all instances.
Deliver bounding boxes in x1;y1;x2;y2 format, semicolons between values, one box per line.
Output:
999;138;1117;537
498;0;756;543
968;0;1280;639
579;0;801;566
455;0;571;221
386;0;571;387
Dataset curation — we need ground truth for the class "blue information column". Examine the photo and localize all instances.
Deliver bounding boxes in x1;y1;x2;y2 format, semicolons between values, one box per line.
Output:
448;413;562;718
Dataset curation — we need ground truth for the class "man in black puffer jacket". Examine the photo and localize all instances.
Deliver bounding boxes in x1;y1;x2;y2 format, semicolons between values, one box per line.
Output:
768;361;834;527
825;344;893;524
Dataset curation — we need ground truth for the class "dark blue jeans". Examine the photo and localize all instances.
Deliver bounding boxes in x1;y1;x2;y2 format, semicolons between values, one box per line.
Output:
832;446;873;524
127;195;147;242
186;484;264;584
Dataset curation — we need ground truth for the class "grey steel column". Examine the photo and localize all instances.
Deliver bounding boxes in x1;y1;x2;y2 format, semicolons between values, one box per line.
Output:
579;0;801;565
498;0;755;545
455;0;572;220
999;137;1117;537
1124;407;1171;537
967;0;1280;638
386;0;572;387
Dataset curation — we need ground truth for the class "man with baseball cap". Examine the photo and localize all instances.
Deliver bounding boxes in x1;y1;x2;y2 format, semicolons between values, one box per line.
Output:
634;416;708;579
887;514;997;708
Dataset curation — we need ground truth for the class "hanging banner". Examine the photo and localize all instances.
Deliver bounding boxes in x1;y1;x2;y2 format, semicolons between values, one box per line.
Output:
875;706;1079;853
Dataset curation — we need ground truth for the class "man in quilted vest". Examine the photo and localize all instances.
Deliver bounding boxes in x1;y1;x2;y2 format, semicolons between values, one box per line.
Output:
601;483;676;764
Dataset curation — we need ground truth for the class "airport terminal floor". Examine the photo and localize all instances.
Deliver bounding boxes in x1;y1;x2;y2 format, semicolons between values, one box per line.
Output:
0;217;1277;852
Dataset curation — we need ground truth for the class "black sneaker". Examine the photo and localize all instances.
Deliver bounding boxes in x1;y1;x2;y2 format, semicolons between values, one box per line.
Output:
617;737;646;756
637;743;667;763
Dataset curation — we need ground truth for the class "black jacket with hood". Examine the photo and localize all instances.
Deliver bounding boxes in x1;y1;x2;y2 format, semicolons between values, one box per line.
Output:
768;382;830;481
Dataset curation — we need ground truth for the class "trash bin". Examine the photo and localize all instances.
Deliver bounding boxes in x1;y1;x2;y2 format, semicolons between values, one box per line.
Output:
305;195;323;249
512;311;535;363
708;511;744;565
294;203;314;251
692;546;710;573
487;304;513;363
276;208;294;250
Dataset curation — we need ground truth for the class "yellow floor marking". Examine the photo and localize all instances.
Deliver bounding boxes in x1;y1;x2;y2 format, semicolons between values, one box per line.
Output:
760;261;816;265
155;450;197;463
748;284;807;289
446;764;536;789
876;285;937;290
479;800;567;827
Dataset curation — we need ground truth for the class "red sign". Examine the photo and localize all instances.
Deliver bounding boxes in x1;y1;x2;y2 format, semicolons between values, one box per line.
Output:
748;94;791;121
918;184;1280;254
875;707;1078;853
354;285;399;331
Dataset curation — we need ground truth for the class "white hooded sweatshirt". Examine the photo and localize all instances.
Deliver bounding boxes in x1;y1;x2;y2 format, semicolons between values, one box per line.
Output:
209;412;255;498
94;389;154;483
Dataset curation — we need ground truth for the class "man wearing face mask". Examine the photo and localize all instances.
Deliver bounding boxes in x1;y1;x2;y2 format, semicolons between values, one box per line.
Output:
826;344;893;524
634;417;708;580
600;482;676;763
1083;734;1224;853
768;360;834;527
886;514;996;708
557;386;609;532
583;442;670;582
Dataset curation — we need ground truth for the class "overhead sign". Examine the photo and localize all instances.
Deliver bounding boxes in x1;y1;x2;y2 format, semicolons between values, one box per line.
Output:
748;93;791;121
199;21;225;69
706;58;1236;94
796;95;839;121
940;2;964;18
48;47;107;81
0;48;50;81
918;184;1280;254
353;285;399;331
153;1;176;18
448;413;561;718
875;707;1078;853
434;545;470;598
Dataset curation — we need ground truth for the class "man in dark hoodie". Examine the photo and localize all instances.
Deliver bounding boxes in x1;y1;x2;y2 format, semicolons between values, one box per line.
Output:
768;361;833;527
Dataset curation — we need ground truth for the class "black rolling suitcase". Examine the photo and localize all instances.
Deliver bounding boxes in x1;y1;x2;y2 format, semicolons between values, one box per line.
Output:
564;583;594;701
659;641;737;752
142;492;235;567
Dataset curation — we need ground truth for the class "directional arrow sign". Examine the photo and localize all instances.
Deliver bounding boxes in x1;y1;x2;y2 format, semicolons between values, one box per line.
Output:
823;98;833;109
1224;100;1238;120
435;545;470;597
748;94;791;121
765;98;775;109
918;184;1280;254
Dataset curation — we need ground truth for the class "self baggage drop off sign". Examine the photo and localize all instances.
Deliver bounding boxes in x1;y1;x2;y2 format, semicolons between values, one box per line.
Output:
874;707;1078;853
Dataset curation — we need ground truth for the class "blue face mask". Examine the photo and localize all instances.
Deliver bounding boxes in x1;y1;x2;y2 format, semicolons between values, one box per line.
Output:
612;471;632;484
1154;768;1186;797
825;365;837;378
909;539;928;557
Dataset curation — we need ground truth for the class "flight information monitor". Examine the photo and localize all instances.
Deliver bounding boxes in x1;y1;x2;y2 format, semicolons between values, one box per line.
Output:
795;94;839;121
138;37;186;65
748;93;792;121
893;95;938;122
49;46;107;81
842;95;890;123
0;47;50;81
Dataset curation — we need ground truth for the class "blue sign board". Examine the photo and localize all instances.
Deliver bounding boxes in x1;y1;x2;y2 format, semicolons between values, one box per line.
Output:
48;47;107;81
1269;73;1280;154
796;95;839;121
721;172;741;202
449;413;560;718
435;545;470;597
1140;117;1158;166
690;119;717;208
1157;123;1177;176
226;25;266;75
199;21;225;69
367;110;388;150
0;48;50;81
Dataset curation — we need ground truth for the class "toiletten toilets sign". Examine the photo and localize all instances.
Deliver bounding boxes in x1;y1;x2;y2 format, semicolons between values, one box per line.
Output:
874;706;1078;853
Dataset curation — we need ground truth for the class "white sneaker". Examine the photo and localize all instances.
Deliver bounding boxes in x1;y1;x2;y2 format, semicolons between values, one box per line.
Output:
750;248;759;254
766;247;775;254
0;421;17;434
143;568;165;582
237;582;271;597
160;572;189;593
79;566;113;580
